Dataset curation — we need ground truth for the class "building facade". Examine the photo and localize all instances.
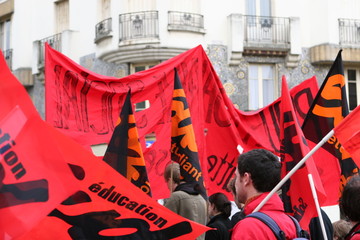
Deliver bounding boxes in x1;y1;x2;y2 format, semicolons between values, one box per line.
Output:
1;0;360;118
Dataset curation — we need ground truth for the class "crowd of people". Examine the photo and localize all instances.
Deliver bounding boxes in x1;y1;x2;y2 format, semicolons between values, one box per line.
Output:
163;149;360;240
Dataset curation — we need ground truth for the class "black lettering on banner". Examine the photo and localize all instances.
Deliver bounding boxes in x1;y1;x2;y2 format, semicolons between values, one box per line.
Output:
292;88;314;121
203;70;231;127
145;149;168;176
52;166;189;240
50;209;192;240
79;71;91;133
54;65;64;128
293;197;308;221
63;71;82;131
0;129;48;208
208;154;236;192
53;66;132;135
280;110;307;221
154;73;171;125
259;102;281;154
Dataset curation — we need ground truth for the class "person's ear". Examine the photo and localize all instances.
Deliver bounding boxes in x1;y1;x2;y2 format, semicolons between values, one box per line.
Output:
243;172;251;186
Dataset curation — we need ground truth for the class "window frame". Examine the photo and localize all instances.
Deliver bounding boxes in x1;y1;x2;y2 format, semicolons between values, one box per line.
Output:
248;63;277;110
345;68;360;110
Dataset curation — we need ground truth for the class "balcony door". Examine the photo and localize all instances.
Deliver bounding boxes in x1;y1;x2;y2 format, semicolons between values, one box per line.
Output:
248;64;276;110
245;0;272;43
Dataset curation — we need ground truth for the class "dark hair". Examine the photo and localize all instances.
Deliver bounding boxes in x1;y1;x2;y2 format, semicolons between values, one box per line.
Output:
340;175;360;222
237;149;281;192
209;192;232;218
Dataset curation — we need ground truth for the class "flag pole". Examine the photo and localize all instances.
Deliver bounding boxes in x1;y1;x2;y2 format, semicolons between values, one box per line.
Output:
308;174;328;240
252;129;334;213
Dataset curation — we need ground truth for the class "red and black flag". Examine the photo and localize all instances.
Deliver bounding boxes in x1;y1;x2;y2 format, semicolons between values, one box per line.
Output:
171;68;207;199
302;50;359;206
280;76;326;230
103;90;151;196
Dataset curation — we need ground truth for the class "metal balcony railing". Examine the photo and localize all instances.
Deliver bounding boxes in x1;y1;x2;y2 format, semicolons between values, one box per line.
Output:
3;48;12;70
38;33;62;67
339;18;360;46
244;15;290;47
119;11;159;42
168;11;205;33
95;18;112;43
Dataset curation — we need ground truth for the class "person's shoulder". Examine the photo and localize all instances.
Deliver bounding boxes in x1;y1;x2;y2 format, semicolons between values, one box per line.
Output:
170;190;193;201
231;217;270;240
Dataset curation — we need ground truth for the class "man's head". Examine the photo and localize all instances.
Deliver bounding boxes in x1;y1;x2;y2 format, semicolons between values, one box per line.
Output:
235;149;281;204
340;175;360;223
164;162;181;192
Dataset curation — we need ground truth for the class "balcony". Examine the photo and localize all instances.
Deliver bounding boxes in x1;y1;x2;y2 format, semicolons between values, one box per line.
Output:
167;11;205;34
339;18;360;46
3;48;12;70
243;15;290;53
95;18;112;43
119;11;159;45
38;33;62;67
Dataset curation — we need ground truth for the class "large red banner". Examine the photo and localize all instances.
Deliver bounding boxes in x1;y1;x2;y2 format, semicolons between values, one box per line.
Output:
45;44;318;199
0;51;79;239
20;123;210;240
0;50;210;239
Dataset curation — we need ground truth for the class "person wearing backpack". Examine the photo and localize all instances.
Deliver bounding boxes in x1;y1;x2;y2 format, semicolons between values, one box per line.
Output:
231;149;306;240
341;175;360;240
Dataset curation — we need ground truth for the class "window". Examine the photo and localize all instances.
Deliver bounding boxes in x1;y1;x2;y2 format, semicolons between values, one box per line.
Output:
131;62;159;111
246;0;271;16
55;0;69;34
345;68;360;110
248;64;276;110
0;18;11;51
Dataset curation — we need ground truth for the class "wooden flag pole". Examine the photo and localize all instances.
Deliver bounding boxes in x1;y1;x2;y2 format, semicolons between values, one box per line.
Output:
252;129;334;213
308;174;328;240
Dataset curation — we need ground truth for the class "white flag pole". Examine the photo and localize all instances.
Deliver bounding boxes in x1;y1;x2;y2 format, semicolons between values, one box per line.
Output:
308;174;328;240
252;129;334;213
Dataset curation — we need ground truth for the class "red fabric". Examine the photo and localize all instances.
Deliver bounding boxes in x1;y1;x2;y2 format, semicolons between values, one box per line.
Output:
45;44;318;200
0;50;79;239
19;112;210;240
279;76;325;230
334;105;360;168
0;51;209;239
235;76;319;154
302;50;359;206
231;193;297;240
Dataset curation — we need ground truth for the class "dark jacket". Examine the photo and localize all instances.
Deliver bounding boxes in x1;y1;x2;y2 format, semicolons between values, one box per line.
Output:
308;209;333;240
205;213;232;240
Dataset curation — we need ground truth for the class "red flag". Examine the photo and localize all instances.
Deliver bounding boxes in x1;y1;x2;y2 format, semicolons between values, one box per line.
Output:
334;104;360;168
0;51;79;239
235;76;319;154
280;76;326;230
302;50;359;206
103;90;151;196
171;68;207;199
20;123;210;239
